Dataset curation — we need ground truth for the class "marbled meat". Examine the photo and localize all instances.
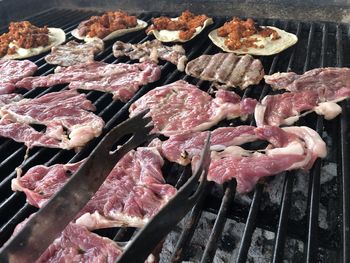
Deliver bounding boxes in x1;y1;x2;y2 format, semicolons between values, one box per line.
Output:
0;59;37;94
160;125;326;193
0;90;104;149
45;39;104;67
0;93;23;107
254;90;346;126
264;67;350;100
129;80;257;136
113;40;188;71
185;53;264;89
16;61;161;101
11;219;123;263
12;146;176;229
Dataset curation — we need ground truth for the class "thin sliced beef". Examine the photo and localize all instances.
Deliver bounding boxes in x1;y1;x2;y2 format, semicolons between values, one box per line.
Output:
0;60;37;94
185;53;264;89
45;39;104;67
11;219;122;263
16;61;161;102
204;126;326;192
113;40;188;71
0;90;104;149
129;80;257;136
0;93;23;107
12;146;176;229
264;67;350;100
160;126;257;165
254;90;344;126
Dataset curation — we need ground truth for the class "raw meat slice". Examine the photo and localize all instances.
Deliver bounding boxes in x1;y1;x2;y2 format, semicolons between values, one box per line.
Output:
0;59;38;94
11;219;122;263
68;62;161;102
45;39;104;67
0;93;23;107
185;53;264;89
113;40;188;71
264;67;350;100
0;119;64;149
0;90;104;149
204;126;326;193
160;126;257;165
16;61;161;102
129;80;257;136
254;90;344;126
12;146;177;229
11;161;83;207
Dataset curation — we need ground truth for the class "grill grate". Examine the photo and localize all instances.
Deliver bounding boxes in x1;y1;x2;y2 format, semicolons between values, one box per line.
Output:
0;8;349;263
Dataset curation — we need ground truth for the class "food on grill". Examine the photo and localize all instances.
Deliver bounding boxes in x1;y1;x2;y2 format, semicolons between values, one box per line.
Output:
44;39;104;67
113;40;188;71
0;90;104;150
254;91;343;126
159;126;257;165
12;146;176;229
146;11;213;42
16;61;161;101
185;53;264;89
0;59;38;94
0;94;23;107
209;18;297;55
71;11;147;41
12;219;123;262
264;67;350;98
129;80;257;136
187;126;326;193
256;68;350;126
0;21;65;59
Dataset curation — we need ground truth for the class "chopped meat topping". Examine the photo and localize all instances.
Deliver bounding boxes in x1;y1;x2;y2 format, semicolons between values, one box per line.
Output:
0;21;49;57
146;11;209;40
77;11;138;39
217;18;280;50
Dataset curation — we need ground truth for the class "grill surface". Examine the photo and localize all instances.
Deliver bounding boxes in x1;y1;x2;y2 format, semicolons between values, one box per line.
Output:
0;8;349;263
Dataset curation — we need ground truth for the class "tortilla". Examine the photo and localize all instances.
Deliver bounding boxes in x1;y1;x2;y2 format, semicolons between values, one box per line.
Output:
209;26;298;56
71;19;148;42
147;18;213;43
1;28;66;60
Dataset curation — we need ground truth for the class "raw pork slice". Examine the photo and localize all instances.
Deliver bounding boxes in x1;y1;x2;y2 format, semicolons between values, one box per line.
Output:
0;60;37;94
16;61;161;101
45;39;104;67
12;146;176;229
113;40;188;71
0;90;104;149
264;67;350;100
185;53;264;89
129;80;257;136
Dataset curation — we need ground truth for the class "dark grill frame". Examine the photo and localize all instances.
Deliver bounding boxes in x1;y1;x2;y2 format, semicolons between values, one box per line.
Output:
0;8;349;263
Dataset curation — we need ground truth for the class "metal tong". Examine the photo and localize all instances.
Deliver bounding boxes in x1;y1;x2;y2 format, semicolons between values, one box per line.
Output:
0;110;154;263
117;132;211;263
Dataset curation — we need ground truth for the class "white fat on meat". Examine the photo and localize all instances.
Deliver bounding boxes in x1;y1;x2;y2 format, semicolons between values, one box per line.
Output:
314;101;342;120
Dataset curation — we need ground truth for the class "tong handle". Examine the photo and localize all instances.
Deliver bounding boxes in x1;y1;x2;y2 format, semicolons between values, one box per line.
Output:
117;132;211;263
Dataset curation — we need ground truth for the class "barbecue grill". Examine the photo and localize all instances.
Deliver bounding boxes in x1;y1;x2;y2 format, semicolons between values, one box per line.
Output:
0;1;349;262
